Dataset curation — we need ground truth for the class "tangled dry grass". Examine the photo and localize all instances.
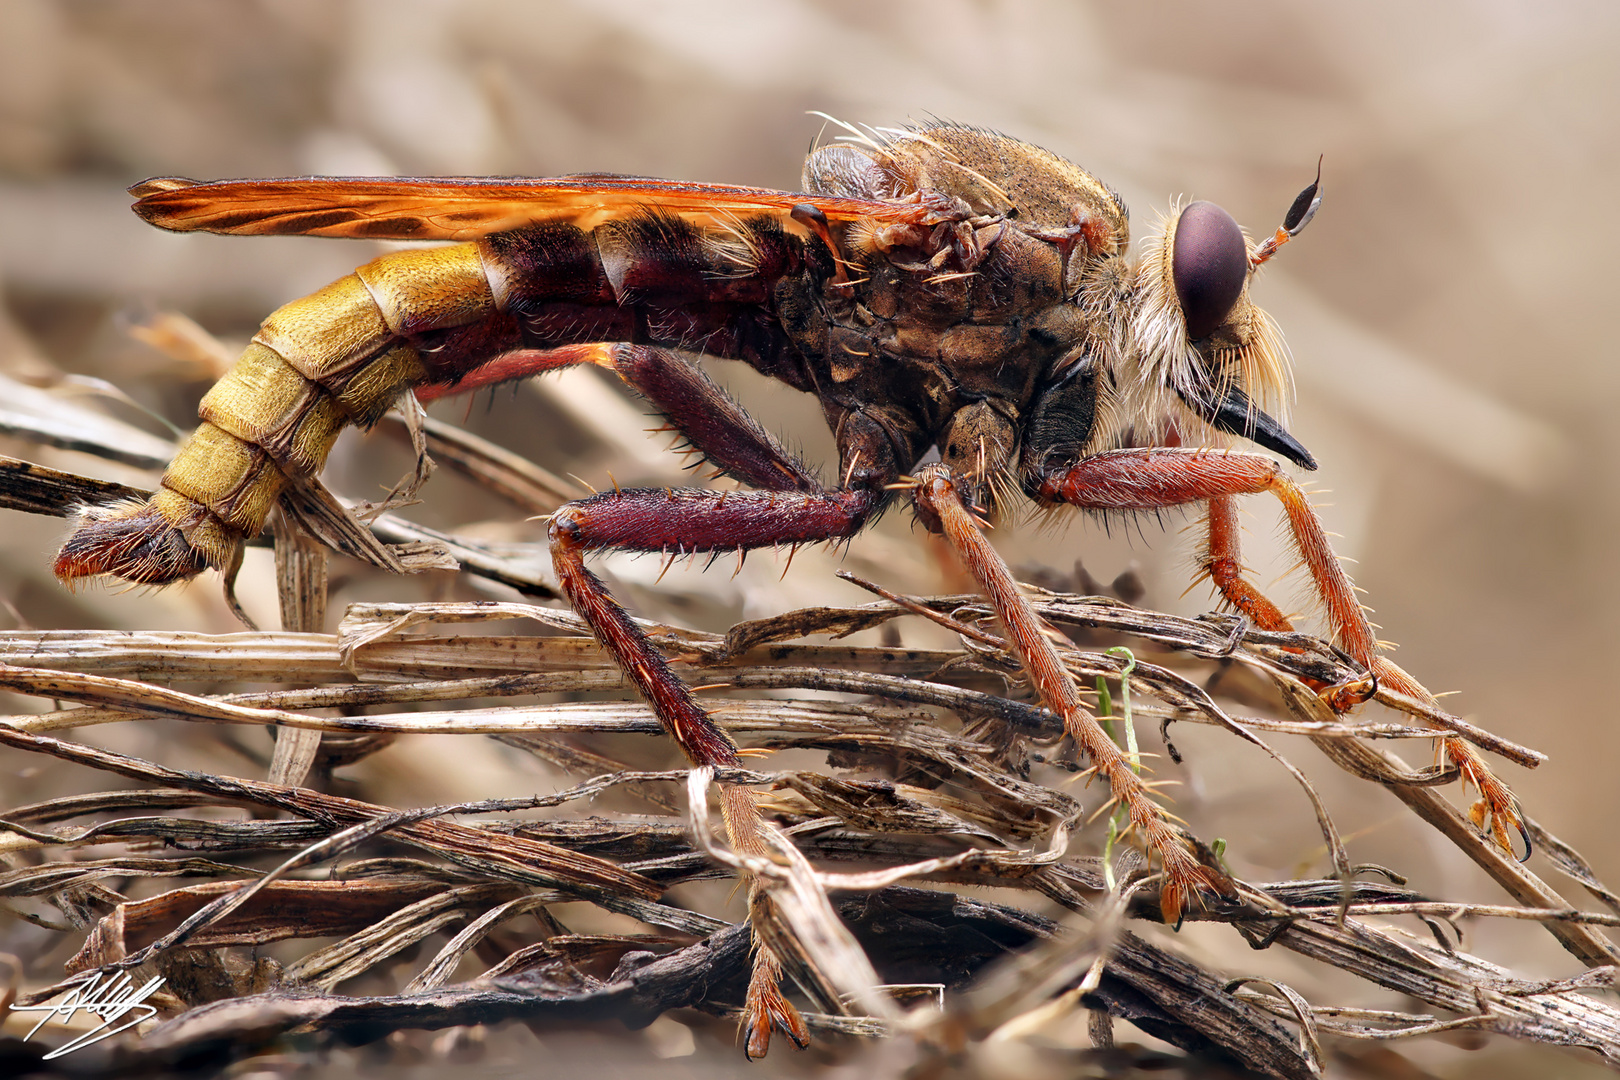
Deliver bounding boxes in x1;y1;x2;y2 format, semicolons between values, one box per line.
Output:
0;368;1617;1076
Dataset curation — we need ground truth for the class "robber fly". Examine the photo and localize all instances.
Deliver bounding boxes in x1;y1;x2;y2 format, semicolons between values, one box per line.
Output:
54;120;1523;1056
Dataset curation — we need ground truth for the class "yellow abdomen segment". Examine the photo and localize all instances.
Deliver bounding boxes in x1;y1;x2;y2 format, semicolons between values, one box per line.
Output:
56;243;496;585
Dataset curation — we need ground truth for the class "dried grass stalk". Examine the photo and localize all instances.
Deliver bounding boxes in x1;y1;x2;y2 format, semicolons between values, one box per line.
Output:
1;392;1617;1077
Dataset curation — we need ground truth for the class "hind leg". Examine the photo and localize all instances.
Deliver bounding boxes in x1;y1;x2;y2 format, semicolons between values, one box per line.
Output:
533;343;900;1055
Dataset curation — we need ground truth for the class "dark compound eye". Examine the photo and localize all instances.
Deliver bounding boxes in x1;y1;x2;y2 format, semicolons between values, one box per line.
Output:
1172;200;1248;341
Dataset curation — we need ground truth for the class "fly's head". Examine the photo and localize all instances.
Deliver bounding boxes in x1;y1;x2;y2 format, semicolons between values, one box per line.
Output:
1124;166;1323;470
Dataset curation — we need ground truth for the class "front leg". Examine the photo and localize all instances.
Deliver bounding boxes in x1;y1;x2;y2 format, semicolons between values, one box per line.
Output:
1035;448;1524;856
1202;493;1291;632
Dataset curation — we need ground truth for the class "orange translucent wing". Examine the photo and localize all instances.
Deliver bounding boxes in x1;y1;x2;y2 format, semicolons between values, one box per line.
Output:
129;175;918;242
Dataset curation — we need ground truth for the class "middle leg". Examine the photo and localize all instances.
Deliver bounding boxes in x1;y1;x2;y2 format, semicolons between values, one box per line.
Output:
912;463;1235;923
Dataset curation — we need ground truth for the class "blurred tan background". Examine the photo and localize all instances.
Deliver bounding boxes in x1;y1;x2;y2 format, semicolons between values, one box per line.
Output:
0;1;1616;1074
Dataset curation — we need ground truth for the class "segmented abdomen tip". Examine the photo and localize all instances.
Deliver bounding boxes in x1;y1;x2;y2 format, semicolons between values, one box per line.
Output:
53;501;209;586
